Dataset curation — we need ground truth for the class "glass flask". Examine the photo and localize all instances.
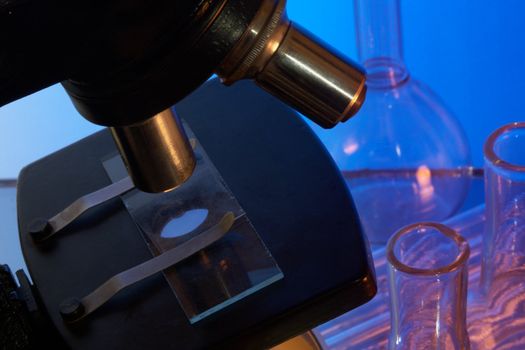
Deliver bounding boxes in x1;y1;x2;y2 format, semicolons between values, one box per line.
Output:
387;222;470;350
468;122;525;349
310;0;471;243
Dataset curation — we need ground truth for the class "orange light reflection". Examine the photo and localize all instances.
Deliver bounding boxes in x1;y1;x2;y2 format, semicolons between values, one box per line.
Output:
415;165;434;202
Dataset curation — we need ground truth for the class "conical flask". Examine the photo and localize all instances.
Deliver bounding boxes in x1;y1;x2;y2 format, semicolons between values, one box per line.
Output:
310;0;471;243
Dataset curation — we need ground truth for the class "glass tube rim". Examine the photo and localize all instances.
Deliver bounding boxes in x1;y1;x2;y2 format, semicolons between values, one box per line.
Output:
386;222;470;276
484;121;525;172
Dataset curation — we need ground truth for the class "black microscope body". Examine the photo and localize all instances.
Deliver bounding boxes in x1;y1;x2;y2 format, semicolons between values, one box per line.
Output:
0;1;375;348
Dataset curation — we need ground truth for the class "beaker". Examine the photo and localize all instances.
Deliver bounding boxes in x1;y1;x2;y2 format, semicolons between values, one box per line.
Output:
387;222;470;350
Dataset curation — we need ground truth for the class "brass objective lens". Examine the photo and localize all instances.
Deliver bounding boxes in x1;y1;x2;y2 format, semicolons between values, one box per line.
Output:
217;0;367;128
110;109;196;193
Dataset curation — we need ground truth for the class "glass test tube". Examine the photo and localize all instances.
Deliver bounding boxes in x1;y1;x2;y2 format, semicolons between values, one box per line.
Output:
481;122;525;292
387;222;470;350
472;122;525;349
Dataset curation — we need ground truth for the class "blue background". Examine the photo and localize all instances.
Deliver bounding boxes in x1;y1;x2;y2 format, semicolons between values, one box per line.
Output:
1;0;524;178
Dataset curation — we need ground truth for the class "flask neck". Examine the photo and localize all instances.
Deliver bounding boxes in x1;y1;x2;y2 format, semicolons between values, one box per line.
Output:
354;0;408;88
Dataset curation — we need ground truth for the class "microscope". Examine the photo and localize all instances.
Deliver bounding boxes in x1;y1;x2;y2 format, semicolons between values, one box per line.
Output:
1;0;375;348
